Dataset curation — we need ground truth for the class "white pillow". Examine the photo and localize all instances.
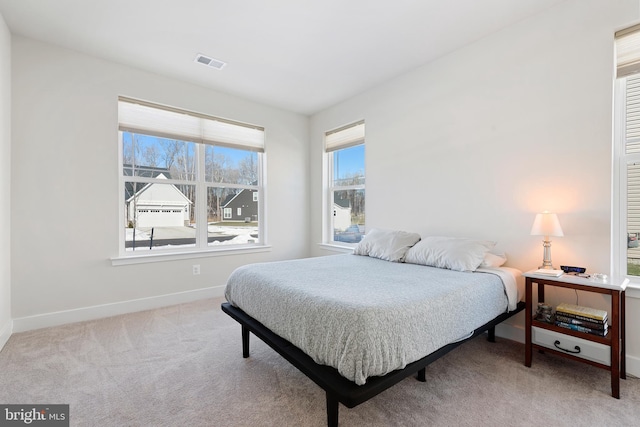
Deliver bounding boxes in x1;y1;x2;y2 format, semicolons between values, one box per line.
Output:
353;229;421;262
404;236;496;272
480;251;507;268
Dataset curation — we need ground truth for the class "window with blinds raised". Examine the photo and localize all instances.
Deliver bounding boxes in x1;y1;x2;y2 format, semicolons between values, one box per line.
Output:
118;97;265;255
615;25;640;276
325;121;365;245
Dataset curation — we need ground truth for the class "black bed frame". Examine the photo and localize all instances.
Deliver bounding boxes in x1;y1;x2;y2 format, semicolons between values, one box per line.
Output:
221;301;525;427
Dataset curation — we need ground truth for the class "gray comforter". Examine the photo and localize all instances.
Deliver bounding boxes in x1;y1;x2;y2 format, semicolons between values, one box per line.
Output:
225;254;509;385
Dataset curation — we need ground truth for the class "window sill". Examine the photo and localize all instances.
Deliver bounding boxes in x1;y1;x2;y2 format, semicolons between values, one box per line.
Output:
317;243;355;254
111;244;272;266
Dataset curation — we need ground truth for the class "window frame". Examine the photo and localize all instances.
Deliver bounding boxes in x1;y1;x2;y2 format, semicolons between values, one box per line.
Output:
614;76;640;283
323;121;365;247
114;99;267;263
613;24;640;284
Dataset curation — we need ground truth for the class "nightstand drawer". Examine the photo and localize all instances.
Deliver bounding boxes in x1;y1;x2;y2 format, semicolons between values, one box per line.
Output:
532;326;611;366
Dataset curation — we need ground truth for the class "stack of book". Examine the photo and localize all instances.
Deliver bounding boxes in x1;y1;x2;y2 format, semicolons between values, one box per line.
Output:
554;303;608;337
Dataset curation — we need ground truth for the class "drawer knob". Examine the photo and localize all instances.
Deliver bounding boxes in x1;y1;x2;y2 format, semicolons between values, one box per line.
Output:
554;340;581;354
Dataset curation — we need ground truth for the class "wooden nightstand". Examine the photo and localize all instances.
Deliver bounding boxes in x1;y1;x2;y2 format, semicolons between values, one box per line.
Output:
523;271;628;398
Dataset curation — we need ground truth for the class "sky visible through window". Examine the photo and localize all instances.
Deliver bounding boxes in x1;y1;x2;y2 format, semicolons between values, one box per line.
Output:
334;144;365;184
123;133;250;167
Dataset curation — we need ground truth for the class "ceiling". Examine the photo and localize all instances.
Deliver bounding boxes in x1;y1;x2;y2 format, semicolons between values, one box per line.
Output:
0;0;566;115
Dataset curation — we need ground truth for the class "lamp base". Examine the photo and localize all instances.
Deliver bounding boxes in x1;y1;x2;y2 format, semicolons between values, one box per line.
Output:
539;239;556;270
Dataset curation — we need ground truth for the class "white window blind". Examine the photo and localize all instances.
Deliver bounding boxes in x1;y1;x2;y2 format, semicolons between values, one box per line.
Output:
325;120;365;152
616;24;640;78
118;97;265;152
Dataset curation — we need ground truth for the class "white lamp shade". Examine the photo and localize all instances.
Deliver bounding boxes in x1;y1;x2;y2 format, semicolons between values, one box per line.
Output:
530;212;564;237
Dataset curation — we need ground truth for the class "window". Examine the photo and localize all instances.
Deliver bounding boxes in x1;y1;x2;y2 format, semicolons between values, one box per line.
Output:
118;97;264;255
325;121;365;245
614;25;640;278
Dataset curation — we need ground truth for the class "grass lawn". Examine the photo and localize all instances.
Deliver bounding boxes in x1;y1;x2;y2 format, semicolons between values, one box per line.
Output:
628;263;640;276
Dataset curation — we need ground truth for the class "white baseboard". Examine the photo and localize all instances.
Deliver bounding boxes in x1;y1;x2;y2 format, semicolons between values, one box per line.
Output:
12;285;225;333
626;354;640;378
0;318;12;352
495;321;525;343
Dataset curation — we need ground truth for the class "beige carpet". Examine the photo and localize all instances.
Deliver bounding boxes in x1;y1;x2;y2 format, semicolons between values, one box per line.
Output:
1;297;639;426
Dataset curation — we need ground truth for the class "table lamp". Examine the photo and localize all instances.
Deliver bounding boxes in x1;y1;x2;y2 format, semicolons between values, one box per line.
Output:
530;211;563;269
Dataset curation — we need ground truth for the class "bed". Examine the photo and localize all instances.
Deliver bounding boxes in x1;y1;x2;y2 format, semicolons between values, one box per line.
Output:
222;232;525;426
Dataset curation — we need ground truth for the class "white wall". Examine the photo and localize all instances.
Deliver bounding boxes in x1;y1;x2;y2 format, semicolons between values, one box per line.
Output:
310;0;640;373
0;13;11;349
10;37;309;327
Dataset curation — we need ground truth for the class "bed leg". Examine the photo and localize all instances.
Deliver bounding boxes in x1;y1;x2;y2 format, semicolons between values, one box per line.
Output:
417;368;426;382
487;327;496;343
326;392;339;427
242;325;250;358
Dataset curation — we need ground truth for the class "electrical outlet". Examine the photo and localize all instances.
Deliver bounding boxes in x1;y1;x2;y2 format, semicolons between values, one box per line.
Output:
192;264;200;275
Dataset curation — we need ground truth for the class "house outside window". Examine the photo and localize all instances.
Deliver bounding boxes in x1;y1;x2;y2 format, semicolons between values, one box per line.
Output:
118;97;264;255
325;121;365;245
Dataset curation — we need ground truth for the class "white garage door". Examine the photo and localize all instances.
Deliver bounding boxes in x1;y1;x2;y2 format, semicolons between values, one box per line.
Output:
136;208;184;228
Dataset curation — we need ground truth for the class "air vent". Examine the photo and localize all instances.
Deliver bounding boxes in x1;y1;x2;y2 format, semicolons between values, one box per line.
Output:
194;53;227;70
